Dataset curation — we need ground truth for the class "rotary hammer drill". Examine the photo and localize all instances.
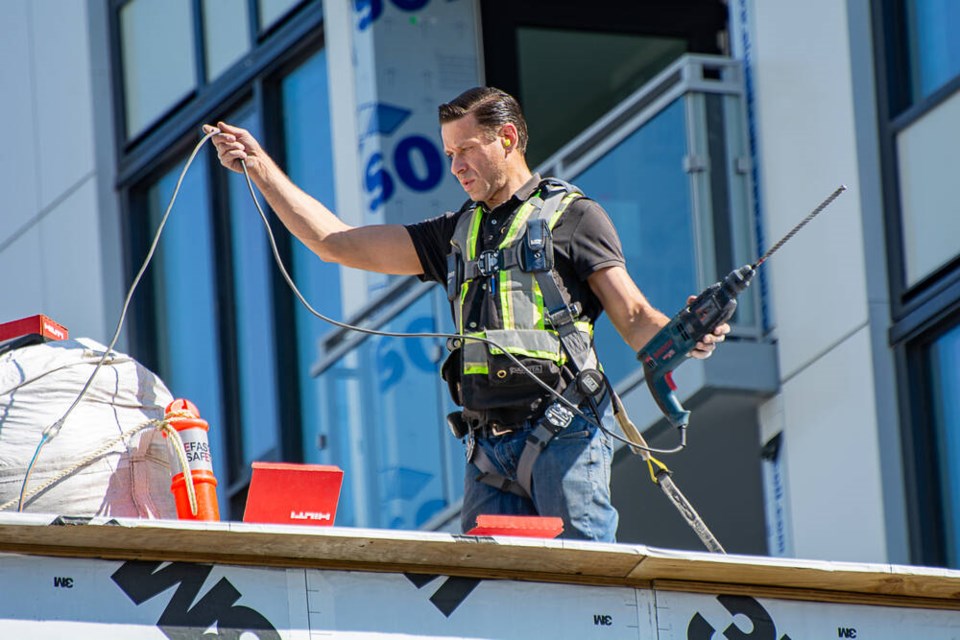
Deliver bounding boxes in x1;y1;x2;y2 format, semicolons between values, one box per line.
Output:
636;185;847;430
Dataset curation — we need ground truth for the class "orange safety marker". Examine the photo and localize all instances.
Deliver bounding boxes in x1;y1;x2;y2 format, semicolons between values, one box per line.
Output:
164;399;220;521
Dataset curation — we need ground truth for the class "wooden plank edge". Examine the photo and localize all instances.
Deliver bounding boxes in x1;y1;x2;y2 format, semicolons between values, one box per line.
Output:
653;578;960;612
0;541;654;590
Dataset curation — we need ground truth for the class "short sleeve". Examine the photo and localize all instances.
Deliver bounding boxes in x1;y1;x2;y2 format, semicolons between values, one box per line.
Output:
553;198;626;281
404;211;460;284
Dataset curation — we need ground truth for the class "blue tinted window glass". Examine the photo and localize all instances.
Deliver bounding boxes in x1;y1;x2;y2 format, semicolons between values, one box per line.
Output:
227;110;281;466
572;99;696;384
147;160;228;500
278;50;343;466
364;296;450;529
907;0;960;101
929;323;960;567
313;287;460;529
434;289;465;511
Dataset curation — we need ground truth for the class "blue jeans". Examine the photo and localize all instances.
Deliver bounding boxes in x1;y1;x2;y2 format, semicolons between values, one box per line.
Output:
460;414;619;542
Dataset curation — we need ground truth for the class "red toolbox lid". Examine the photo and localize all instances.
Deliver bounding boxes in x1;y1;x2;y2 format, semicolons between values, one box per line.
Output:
243;462;343;527
466;514;564;538
0;314;69;343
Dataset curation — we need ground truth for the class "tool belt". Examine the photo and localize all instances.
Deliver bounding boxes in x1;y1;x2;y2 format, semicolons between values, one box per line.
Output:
447;411;526;440
447;368;607;500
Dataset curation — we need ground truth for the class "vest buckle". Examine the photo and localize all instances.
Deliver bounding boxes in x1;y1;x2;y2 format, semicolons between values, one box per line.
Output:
477;250;501;276
543;403;575;433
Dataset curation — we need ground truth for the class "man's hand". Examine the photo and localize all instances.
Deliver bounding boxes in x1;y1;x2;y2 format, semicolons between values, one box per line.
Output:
687;295;730;359
202;122;268;176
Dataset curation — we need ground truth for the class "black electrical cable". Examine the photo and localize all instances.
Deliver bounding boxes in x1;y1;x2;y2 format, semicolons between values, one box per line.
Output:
234;142;683;455
11;129;682;513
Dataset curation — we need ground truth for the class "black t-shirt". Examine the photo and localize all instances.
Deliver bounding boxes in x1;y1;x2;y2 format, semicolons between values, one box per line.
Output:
406;176;625;317
404;175;626;420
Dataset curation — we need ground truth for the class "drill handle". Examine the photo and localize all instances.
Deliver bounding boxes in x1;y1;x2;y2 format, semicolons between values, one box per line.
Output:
643;362;691;430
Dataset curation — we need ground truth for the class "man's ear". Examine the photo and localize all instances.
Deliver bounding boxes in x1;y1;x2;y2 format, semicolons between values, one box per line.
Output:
499;123;519;150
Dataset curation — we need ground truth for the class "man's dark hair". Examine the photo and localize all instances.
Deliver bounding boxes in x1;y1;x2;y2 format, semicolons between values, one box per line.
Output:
439;87;529;154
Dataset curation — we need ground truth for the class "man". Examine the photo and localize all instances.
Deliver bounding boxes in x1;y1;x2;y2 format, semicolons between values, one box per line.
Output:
205;87;727;542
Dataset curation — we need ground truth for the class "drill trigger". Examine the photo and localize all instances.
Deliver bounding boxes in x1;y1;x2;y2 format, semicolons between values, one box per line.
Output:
665;372;677;391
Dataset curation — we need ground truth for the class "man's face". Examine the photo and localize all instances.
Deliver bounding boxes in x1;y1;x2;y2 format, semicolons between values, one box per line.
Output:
441;114;507;206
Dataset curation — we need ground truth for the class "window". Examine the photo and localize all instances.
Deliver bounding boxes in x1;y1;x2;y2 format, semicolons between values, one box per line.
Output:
480;0;728;167
571;98;697;383
308;284;461;529
201;0;252;81
876;0;960;568
115;0;309;143
141;156;228;493
223;108;282;468
543;57;758;387
903;315;960;568
927;324;960;567
879;1;960;291
904;0;960;103
895;89;960;287
119;0;196;138
114;1;324;517
260;0;301;31
278;49;346;474
517;28;686;167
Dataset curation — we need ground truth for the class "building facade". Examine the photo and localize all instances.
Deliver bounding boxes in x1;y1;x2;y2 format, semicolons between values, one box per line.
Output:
1;0;958;568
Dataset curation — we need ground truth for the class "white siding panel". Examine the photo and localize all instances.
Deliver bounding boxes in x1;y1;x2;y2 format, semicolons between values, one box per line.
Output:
781;327;886;562
0;0;40;239
0;226;45;322
31;0;96;210
751;0;870;378
39;179;106;341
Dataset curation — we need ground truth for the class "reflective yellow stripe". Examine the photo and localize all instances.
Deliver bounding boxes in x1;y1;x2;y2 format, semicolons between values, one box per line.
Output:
454;191;596;380
462;330;488;374
497;199;534;331
500;200;534;247
574;320;594;336
465;206;483;260
549;193;580;228
533;282;545;329
499;271;513;328
457;282;469;333
498;200;540;331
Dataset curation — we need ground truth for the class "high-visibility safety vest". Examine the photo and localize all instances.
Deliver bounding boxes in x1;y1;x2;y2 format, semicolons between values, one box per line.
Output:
445;179;600;412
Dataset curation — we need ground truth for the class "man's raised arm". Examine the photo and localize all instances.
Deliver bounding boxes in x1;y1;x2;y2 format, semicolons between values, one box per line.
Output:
205;121;423;276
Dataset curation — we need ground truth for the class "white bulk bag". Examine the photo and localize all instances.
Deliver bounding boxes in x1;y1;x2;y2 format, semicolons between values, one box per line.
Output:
0;337;177;518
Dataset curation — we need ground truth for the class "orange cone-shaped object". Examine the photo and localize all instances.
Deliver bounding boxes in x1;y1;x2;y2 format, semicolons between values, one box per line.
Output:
164;399;220;521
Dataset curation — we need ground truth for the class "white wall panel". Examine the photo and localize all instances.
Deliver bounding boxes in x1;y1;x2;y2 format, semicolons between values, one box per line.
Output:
39;179;106;341
0;0;40;240
780;327;886;561
751;0;869;378
30;0;96;210
0;226;45;322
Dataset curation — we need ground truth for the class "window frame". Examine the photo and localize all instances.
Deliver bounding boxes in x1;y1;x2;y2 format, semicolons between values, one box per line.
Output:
873;0;960;321
873;0;960;567
110;0;324;517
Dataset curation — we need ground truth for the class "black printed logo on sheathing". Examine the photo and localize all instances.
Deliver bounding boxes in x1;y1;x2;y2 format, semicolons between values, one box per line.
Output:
405;573;481;617
111;560;280;640
687;595;792;640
